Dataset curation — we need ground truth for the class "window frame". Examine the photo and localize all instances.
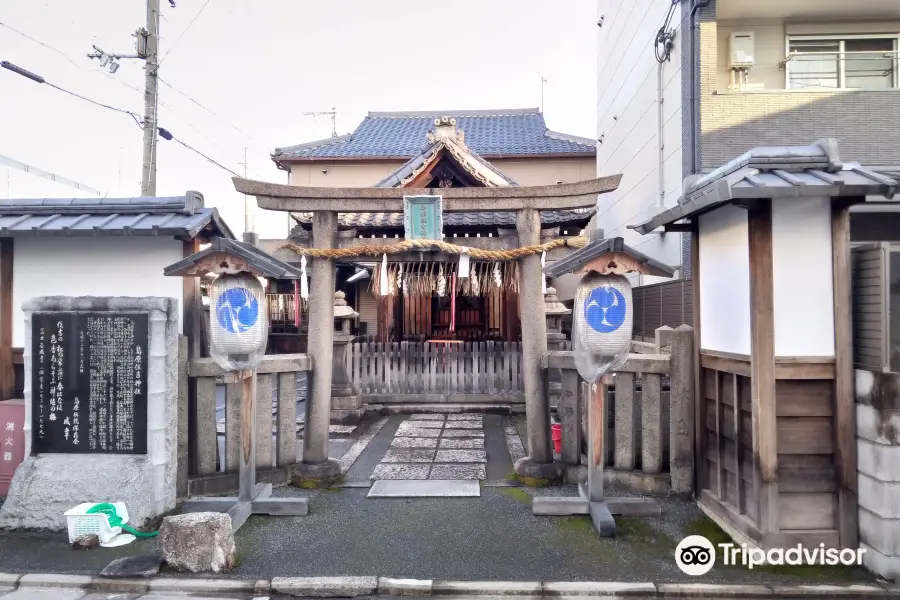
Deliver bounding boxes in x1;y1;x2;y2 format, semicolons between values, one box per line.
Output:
784;33;900;90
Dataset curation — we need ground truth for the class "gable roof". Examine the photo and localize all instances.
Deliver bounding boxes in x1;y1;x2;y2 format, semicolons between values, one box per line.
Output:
374;136;518;188
272;108;596;163
0;191;234;240
164;236;302;279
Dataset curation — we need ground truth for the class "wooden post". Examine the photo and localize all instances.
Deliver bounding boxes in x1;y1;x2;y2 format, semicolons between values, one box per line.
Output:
832;201;859;550
669;325;695;496
0;238;13;400
691;229;704;494
239;371;257;502
586;375;611;501
748;202;779;536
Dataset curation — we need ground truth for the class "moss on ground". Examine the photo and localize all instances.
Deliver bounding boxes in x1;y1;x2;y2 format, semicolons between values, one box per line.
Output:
498;487;532;505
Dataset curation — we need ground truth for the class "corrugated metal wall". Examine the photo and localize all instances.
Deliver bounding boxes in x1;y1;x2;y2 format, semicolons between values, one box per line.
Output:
632;279;693;339
851;245;887;372
357;284;378;336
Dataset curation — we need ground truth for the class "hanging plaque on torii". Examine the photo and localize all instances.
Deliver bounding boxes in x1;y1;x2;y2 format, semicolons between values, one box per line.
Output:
403;195;443;241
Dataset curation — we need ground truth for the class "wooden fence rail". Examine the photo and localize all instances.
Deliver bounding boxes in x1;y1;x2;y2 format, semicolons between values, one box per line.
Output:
544;325;695;496
349;341;524;396
184;353;312;496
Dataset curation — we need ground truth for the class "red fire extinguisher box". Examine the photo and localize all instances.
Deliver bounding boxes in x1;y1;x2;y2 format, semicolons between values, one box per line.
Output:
0;400;25;496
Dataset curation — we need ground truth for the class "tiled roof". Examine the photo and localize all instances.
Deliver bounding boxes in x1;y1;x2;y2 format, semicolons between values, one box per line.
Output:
292;207;596;230
164;237;302;279
273;108;596;160
374;140;519;188
629;140;899;235
0;192;234;239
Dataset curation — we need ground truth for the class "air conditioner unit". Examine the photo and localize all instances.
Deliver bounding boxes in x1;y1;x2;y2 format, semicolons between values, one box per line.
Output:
730;32;755;68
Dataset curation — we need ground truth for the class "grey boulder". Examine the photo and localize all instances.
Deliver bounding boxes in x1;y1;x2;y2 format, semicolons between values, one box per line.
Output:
158;512;235;574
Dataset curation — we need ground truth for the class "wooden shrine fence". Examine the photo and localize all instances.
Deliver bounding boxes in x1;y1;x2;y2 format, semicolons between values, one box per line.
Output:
348;340;525;405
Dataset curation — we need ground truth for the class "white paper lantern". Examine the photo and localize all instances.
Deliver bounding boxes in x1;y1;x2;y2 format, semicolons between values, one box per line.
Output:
572;273;633;383
209;272;268;371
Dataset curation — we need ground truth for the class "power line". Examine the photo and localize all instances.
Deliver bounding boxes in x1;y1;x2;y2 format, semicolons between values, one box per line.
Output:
1;61;243;179
158;76;260;144
159;0;211;64
159;128;240;177
1;23;264;178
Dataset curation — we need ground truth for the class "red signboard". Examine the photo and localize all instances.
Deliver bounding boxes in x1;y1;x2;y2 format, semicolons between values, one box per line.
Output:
0;400;25;495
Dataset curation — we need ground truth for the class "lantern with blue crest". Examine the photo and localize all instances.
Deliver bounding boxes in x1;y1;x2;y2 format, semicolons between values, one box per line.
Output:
209;272;268;372
573;273;633;383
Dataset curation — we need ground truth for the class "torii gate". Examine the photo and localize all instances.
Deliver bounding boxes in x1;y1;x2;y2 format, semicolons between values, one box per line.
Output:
233;176;622;484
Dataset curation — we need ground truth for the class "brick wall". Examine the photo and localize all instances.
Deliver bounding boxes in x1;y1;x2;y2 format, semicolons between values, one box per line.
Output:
703;91;900;169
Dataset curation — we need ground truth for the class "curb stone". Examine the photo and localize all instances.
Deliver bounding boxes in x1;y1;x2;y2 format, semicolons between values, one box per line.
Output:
378;577;434;596
432;580;542;595
273;576;379;598
543;581;656;596
18;574;93;589
0;572;897;597
656;583;774;597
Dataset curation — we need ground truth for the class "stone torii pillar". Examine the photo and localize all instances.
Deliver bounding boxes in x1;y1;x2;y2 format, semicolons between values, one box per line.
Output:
514;208;560;481
294;211;342;485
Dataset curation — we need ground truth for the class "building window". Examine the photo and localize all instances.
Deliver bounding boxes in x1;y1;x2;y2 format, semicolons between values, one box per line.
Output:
787;35;899;90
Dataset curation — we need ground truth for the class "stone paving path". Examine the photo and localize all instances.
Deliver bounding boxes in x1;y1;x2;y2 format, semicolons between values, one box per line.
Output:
372;414;488;480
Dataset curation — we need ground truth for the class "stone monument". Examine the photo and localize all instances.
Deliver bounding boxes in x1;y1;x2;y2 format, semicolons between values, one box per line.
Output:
0;296;179;530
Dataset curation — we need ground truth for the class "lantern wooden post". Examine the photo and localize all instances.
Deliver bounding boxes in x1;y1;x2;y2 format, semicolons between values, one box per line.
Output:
532;236;675;538
164;237;311;532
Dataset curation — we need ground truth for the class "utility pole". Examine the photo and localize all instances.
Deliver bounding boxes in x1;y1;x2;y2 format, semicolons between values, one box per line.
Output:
87;0;163;196
141;0;161;196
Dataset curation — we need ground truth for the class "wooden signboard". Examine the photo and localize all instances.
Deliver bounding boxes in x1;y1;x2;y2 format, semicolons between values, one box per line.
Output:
30;313;149;455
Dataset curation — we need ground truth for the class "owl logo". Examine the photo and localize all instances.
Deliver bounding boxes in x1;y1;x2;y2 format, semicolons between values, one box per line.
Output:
584;285;627;333
216;287;259;334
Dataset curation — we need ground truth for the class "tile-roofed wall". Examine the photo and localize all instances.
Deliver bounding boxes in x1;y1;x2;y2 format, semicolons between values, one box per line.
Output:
274;109;596;159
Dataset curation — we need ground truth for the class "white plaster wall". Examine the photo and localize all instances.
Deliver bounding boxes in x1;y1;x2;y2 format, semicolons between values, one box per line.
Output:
698;206;752;354
772;196;835;356
11;237;184;347
595;0;684;271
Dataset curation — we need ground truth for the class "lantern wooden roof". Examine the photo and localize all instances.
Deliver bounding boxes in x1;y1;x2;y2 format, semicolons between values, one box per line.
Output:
543;233;675;278
164;236;303;279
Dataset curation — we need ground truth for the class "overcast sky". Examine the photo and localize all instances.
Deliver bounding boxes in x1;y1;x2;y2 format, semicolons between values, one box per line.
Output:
0;1;597;237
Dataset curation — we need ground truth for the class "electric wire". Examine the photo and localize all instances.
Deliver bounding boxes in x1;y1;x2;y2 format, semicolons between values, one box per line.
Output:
159;0;211;64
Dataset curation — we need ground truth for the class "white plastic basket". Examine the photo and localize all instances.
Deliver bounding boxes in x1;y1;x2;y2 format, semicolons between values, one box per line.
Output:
64;503;129;544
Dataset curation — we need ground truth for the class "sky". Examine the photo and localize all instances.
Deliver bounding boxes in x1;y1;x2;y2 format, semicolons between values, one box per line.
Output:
0;1;597;238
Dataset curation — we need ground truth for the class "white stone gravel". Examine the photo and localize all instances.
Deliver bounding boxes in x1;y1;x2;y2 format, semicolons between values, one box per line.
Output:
444;420;481;429
394;426;441;438
448;414;482;421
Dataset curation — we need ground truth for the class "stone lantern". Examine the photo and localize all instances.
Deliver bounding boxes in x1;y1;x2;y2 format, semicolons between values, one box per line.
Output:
545;287;571;408
331;291;362;422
